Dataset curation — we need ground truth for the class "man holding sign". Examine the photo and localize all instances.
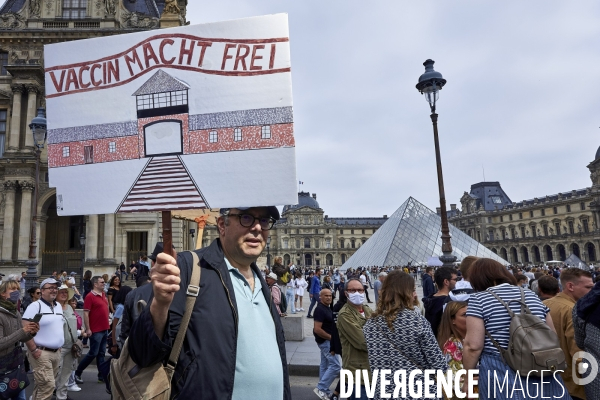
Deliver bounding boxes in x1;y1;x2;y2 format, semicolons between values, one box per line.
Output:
129;206;290;399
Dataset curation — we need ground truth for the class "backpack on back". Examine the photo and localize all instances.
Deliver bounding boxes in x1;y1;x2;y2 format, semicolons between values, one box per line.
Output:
110;251;201;399
485;287;566;377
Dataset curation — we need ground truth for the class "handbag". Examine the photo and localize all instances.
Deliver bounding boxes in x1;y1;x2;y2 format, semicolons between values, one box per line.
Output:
63;314;83;359
0;346;29;399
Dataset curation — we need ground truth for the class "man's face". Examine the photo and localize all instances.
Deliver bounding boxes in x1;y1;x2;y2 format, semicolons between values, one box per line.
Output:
41;284;58;302
345;280;364;298
448;274;458;291
316;269;321;277
320;290;333;306
569;277;594;301
94;278;105;291
218;208;270;265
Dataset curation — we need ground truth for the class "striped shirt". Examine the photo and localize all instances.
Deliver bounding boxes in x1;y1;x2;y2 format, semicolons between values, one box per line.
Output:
466;283;550;356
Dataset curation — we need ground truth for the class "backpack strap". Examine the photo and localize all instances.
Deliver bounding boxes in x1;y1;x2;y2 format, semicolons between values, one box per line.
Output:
164;251;201;380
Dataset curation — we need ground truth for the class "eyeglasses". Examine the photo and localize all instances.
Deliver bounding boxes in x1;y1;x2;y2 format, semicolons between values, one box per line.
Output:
227;213;276;230
346;289;365;294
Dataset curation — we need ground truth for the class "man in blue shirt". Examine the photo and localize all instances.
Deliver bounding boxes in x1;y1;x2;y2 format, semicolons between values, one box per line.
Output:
307;268;322;318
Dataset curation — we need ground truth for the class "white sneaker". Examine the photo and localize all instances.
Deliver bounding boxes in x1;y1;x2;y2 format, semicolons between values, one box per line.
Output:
68;384;82;392
313;387;329;400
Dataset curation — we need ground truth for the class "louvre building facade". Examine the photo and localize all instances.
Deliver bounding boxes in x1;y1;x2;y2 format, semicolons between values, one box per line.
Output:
0;0;192;277
447;151;600;265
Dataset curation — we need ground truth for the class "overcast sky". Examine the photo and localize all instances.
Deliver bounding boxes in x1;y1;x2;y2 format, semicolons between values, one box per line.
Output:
187;1;600;218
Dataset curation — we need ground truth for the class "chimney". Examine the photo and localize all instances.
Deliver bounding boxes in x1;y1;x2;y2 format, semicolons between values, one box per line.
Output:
312;193;317;200
450;204;456;210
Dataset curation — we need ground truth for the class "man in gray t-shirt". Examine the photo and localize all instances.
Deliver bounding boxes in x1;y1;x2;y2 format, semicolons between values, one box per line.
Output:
373;272;387;304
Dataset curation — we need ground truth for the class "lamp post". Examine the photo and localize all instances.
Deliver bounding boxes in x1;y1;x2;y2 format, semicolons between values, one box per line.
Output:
266;236;271;268
79;233;86;293
25;108;47;290
416;60;456;267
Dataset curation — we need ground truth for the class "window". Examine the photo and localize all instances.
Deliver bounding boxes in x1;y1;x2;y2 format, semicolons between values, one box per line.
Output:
488;229;494;241
543;225;548;236
500;216;504;222
532;226;536;237
566;204;571;212
284;229;287;234
304;216;309;224
233;128;242;141
519;213;523;220
62;0;88;19
583;219;589;233
509;214;513;221
261;125;271;139
362;229;365;234
295;239;300;248
340;240;344;249
325;238;331;248
520;227;526;238
511;228;516;239
84;146;93;164
553;207;558;214
304;238;310;248
315;239;319;248
490;195;503;204
351;229;354;234
554;222;561;235
541;209;545;216
351;239;356;248
283;238;289;249
529;210;533;218
0;110;6;158
487;217;492;223
136;90;188;110
568;221;574;234
581;202;586;211
209;131;218;143
62;146;70;157
108;142;116;153
326;229;330;234
0;52;7;76
314;229;318;234
339;230;343;234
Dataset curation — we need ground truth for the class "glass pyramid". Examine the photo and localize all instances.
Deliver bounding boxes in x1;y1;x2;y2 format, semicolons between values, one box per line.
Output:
341;197;507;269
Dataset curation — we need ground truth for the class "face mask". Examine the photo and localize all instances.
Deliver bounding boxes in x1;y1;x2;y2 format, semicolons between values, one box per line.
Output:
348;292;365;306
8;291;19;304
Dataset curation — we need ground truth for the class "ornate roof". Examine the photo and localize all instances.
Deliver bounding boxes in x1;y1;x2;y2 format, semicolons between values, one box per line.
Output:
0;0;25;14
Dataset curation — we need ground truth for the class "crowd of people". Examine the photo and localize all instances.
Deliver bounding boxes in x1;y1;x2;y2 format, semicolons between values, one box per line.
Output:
2;203;600;400
295;258;600;400
0;249;159;400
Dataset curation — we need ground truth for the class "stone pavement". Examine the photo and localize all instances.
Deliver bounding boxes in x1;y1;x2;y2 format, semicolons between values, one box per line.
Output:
285;275;425;376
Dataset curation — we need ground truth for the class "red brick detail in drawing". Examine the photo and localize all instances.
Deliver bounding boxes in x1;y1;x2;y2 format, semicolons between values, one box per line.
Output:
48;136;139;168
118;156;206;212
188;123;294;153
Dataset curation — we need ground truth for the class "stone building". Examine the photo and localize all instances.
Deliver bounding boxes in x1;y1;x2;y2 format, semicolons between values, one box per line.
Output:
202;191;388;268
0;0;190;277
448;151;600;264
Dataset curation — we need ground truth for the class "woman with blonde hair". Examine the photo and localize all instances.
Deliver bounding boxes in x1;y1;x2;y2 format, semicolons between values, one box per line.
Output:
363;270;447;399
0;279;39;400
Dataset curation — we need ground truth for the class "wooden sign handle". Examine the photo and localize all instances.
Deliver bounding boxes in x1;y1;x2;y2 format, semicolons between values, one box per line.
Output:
162;210;173;257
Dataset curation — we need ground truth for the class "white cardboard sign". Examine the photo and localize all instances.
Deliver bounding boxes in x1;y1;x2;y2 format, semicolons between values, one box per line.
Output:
45;14;297;216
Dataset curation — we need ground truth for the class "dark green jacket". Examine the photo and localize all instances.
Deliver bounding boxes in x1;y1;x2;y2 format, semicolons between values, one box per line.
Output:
337;303;373;385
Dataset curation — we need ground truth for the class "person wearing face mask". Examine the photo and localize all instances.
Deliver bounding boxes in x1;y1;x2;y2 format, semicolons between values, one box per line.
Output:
0;278;40;400
336;278;373;400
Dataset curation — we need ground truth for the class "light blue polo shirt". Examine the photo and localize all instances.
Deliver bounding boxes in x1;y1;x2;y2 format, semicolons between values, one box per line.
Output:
226;258;284;400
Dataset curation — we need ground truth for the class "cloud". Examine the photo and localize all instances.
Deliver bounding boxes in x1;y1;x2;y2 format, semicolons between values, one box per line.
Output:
187;1;600;217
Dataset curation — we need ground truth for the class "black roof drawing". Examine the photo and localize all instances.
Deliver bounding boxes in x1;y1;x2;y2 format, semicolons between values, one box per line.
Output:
132;70;190;96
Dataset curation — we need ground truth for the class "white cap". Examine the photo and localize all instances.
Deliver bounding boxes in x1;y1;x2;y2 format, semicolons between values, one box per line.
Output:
40;277;60;289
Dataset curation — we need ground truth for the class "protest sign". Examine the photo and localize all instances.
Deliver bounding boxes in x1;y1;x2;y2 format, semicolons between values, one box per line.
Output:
45;14;297;216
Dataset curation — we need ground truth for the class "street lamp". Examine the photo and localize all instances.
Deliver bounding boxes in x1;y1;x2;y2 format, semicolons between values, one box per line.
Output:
79;233;86;293
25;108;47;290
416;60;456;267
266;237;272;267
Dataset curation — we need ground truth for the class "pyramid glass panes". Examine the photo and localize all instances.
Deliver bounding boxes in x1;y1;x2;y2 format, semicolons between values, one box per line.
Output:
341;197;507;270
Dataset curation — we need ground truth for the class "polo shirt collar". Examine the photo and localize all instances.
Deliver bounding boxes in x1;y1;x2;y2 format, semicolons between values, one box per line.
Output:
40;298;58;308
90;290;104;296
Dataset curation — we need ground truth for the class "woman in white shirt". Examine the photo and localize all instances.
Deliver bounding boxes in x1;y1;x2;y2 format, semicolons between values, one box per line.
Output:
294;272;308;311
